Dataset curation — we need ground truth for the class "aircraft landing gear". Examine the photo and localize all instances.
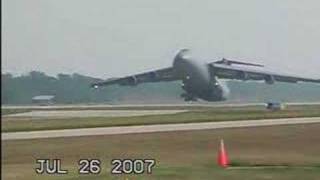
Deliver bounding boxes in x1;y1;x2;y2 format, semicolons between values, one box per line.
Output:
181;93;197;102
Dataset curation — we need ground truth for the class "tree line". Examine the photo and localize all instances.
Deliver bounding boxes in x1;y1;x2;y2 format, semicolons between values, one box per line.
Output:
2;71;320;104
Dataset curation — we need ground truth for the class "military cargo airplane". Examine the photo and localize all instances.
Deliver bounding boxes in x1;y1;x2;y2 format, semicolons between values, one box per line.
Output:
91;49;320;101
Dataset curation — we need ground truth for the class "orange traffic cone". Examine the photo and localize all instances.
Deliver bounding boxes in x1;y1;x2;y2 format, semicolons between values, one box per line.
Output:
217;139;229;168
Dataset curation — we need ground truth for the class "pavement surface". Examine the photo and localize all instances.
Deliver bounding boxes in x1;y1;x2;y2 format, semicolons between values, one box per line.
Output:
3;102;320;109
2;103;262;109
4;110;187;118
2;117;320;141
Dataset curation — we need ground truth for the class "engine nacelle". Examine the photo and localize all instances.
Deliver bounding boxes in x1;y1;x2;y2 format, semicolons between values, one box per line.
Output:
148;71;159;80
238;71;249;80
264;75;275;84
120;76;138;86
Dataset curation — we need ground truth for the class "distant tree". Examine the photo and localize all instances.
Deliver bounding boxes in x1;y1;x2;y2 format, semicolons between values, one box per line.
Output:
2;71;320;104
2;73;13;104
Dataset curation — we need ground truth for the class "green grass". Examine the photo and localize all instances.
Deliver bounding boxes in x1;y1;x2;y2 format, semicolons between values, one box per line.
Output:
1;108;31;115
2;105;320;132
3;124;320;180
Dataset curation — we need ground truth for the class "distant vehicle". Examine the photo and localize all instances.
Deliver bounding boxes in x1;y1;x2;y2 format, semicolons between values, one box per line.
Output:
266;102;286;111
91;49;320;101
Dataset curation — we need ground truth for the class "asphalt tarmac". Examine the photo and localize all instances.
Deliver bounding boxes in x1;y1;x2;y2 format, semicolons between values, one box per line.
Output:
3;102;319;109
3;117;320;141
4;110;188;118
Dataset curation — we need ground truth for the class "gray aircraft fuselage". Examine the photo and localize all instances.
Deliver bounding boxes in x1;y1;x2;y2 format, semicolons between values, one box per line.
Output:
173;49;229;101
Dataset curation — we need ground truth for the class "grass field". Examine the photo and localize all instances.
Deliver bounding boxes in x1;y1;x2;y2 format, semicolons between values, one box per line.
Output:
1;108;32;115
2;105;320;132
2;124;320;180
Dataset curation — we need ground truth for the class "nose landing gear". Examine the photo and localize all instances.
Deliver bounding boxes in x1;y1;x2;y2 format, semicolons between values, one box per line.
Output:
180;93;197;102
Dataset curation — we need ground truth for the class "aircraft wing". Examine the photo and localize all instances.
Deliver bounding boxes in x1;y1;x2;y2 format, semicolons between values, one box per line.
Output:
91;67;177;88
209;63;320;84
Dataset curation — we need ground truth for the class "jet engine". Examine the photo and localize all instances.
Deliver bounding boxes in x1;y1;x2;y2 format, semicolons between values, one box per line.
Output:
120;76;138;86
264;75;275;84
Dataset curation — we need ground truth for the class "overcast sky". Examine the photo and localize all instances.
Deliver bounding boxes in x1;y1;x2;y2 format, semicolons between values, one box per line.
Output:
2;0;320;78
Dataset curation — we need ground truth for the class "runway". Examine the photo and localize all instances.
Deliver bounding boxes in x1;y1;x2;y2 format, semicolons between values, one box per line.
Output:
4;110;187;119
2;117;320;141
3;102;320;109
